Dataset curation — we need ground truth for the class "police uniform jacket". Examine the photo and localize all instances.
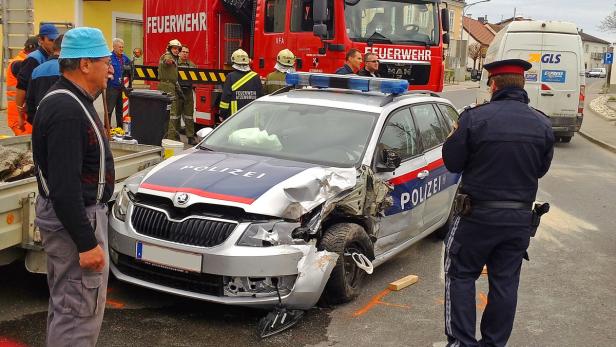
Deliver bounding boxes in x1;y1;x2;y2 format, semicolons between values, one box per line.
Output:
442;87;554;226
32;76;115;252
26;57;60;124
219;70;263;118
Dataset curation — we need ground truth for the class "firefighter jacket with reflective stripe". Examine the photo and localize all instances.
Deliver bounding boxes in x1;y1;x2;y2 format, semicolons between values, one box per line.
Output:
264;70;287;95
219;70;263;118
6;50;31;135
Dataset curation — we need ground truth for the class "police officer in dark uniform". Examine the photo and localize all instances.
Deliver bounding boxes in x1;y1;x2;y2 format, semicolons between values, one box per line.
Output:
441;59;554;347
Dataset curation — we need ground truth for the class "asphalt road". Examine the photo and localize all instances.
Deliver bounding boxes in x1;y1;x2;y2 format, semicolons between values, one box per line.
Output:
1;84;615;346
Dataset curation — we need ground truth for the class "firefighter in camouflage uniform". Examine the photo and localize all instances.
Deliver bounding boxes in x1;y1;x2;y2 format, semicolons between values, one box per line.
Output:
157;39;183;140
219;49;263;121
264;49;296;94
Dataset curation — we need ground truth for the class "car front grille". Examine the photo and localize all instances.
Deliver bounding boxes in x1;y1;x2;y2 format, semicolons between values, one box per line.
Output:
378;63;431;85
115;254;223;296
131;205;237;247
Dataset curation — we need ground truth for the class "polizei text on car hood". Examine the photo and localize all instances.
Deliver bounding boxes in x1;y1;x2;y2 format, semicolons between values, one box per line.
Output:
137;149;357;219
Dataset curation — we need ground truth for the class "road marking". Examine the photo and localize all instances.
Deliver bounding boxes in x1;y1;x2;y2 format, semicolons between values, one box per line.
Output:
477;291;488;310
352;288;411;317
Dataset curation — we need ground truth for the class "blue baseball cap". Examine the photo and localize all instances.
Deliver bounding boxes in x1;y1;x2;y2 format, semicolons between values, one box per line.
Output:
39;24;59;40
60;27;110;59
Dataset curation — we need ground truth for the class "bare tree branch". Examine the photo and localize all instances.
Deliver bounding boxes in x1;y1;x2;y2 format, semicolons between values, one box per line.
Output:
468;42;482;69
599;4;616;32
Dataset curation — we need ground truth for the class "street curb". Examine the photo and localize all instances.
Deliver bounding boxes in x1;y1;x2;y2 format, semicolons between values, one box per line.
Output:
578;130;616;154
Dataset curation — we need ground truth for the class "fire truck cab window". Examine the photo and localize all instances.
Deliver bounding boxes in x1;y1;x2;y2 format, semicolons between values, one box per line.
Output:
291;0;334;38
265;0;286;33
344;0;439;45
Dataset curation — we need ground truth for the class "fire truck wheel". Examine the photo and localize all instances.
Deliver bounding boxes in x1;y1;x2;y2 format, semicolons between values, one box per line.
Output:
318;223;373;305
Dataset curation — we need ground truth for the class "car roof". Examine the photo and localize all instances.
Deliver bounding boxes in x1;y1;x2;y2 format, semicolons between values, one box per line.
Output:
258;88;453;113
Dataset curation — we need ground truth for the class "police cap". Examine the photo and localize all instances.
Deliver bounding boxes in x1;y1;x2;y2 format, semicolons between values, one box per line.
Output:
483;59;532;78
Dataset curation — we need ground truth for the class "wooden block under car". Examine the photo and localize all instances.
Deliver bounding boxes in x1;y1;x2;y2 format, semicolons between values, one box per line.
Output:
388;275;419;291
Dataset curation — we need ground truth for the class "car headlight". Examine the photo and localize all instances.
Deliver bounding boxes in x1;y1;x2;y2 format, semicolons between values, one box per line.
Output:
113;186;134;221
237;221;300;247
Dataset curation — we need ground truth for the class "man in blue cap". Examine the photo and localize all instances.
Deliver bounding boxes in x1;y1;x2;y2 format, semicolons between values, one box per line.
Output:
441;58;554;347
15;23;59;132
32;27;115;346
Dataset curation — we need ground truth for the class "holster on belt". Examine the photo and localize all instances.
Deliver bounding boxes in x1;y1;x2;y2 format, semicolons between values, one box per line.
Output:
530;202;550;237
453;193;472;216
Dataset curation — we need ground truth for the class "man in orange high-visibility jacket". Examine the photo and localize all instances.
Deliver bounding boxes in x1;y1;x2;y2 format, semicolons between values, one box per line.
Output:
6;36;38;135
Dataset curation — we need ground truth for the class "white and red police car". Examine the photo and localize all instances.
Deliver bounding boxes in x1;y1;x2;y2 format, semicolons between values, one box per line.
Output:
109;73;461;310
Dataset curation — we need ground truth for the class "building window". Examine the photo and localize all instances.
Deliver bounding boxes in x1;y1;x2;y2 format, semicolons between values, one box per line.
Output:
585;44;588;53
449;10;454;32
115;17;143;58
265;0;286;33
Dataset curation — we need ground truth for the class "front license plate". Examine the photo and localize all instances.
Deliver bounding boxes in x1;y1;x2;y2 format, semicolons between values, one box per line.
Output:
136;241;202;273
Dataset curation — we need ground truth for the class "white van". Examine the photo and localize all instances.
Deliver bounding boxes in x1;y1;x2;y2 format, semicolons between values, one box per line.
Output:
477;21;585;143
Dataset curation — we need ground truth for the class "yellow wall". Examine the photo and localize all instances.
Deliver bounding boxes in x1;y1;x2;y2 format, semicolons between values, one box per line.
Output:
33;0;75;28
83;0;143;47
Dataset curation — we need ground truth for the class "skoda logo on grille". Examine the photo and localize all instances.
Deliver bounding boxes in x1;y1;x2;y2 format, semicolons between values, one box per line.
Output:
176;193;190;205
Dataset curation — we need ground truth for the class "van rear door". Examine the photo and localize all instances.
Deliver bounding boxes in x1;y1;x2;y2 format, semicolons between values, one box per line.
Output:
500;32;542;107
534;32;580;120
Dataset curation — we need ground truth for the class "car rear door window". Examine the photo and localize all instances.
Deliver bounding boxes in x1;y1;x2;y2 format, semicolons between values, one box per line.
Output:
378;108;421;160
437;103;459;131
411;104;447;150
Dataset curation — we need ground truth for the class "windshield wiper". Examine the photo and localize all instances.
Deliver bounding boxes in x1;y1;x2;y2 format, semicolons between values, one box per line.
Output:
197;144;213;151
397;39;432;48
366;31;392;45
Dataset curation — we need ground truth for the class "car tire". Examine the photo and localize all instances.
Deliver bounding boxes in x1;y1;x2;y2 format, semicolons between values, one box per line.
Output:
561;136;572;143
318;223;373;305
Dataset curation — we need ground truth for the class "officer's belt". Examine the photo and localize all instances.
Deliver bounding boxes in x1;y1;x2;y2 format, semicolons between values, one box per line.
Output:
472;200;532;210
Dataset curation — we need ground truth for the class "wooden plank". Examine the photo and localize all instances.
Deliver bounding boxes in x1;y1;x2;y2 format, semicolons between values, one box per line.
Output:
388;275;419;291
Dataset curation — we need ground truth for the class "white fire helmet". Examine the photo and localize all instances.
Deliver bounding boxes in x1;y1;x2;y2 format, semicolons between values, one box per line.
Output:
231;49;250;65
168;39;182;48
276;49;296;67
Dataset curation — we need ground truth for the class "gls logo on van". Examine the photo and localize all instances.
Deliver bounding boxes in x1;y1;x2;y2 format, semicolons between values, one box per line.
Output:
529;53;562;64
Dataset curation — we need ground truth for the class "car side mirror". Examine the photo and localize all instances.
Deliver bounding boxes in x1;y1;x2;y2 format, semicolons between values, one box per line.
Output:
376;148;401;172
441;8;450;32
313;24;328;39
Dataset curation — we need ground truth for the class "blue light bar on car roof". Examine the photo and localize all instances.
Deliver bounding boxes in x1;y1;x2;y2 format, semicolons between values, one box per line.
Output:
285;72;409;94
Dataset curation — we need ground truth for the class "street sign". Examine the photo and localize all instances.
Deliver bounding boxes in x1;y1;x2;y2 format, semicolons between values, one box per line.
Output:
604;52;614;65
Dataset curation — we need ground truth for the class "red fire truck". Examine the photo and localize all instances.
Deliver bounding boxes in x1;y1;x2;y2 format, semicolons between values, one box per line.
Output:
142;0;451;126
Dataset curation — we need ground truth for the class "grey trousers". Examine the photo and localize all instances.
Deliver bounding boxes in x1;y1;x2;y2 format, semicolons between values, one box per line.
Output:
36;197;109;347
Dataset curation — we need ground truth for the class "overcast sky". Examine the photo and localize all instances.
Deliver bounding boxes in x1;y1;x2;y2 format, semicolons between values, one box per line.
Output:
465;0;616;44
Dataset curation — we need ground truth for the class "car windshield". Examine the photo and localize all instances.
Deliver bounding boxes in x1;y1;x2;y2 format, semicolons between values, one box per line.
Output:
202;101;378;167
344;0;439;45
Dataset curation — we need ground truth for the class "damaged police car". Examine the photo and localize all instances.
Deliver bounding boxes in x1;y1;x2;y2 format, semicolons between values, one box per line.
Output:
109;73;461;315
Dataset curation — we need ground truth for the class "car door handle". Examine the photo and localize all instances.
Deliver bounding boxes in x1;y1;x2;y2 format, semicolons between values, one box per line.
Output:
418;170;429;179
541;93;554;96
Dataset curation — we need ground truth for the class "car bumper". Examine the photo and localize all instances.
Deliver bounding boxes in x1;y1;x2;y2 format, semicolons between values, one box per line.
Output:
108;206;337;310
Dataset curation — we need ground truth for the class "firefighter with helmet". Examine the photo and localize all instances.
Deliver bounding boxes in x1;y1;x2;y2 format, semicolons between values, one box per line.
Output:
218;49;263;121
264;49;296;94
157;39;184;141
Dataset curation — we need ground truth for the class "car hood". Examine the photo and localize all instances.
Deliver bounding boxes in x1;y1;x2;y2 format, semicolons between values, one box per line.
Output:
137;149;357;219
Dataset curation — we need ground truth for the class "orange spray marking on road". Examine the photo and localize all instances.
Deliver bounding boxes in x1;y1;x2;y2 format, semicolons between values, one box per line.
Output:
352;289;411;317
477;292;488;310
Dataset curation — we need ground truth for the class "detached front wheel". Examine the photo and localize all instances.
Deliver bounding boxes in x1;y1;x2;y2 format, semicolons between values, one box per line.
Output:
318;223;373;305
